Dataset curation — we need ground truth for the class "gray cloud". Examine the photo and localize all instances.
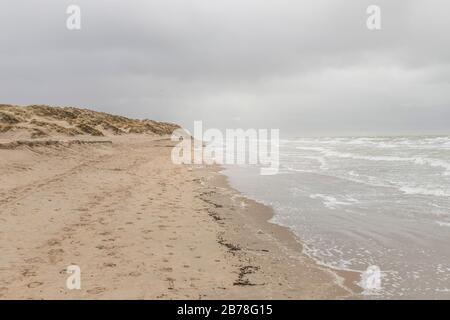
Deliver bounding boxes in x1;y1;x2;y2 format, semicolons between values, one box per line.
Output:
1;0;449;136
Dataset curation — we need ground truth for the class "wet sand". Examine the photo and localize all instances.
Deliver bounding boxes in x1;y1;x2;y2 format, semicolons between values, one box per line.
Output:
0;135;357;299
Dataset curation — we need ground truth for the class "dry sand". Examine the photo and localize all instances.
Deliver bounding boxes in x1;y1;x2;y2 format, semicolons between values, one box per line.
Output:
0;135;358;299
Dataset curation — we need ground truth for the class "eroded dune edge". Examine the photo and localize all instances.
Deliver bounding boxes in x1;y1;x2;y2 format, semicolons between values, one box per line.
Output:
0;106;357;299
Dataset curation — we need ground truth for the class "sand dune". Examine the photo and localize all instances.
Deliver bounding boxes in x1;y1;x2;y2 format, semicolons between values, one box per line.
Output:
0;104;179;141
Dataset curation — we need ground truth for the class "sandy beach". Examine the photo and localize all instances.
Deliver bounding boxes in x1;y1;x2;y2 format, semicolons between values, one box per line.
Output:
0;132;357;299
2;1;450;302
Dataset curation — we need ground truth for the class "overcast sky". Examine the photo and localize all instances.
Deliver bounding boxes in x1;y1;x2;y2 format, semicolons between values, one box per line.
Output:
1;0;449;136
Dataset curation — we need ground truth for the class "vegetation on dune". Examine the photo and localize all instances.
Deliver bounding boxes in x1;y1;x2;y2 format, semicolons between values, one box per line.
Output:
0;104;180;139
0;110;23;124
75;123;104;136
0;124;13;133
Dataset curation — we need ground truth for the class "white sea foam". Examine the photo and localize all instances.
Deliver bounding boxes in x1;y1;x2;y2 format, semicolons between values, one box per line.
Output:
399;186;450;197
309;194;359;210
295;146;450;175
413;158;450;176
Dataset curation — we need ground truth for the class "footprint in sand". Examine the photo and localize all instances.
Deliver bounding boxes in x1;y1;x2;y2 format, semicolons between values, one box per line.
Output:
161;267;173;272
25;257;45;264
87;287;106;295
27;281;43;288
48;248;65;263
47;239;61;246
63;227;74;233
21;268;37;277
103;262;117;268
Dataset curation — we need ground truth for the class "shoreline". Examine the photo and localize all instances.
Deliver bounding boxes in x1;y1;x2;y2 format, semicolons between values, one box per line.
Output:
197;165;360;299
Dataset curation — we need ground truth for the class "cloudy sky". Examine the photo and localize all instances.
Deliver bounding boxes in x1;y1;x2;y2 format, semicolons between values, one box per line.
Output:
1;0;449;136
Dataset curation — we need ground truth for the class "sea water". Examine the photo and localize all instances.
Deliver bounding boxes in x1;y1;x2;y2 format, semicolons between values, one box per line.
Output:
222;136;450;298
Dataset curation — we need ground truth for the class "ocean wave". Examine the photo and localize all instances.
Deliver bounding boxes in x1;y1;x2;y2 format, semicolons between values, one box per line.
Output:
412;158;450;176
283;164;450;198
345;171;392;187
290;136;450;151
399;186;450;197
295;146;450;175
342;172;450;198
309;193;359;210
295;146;328;152
436;221;450;228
